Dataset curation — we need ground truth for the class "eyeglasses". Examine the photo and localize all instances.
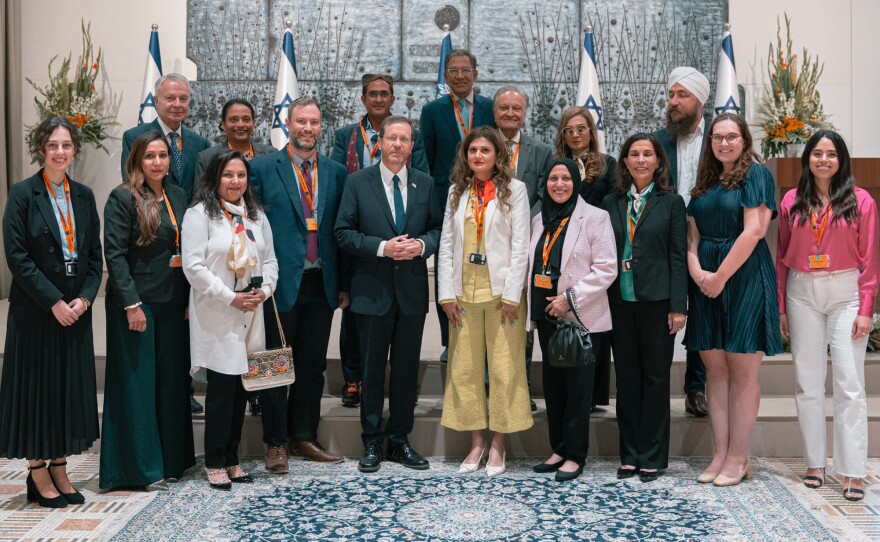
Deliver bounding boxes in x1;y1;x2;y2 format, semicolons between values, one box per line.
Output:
562;125;590;137
711;133;741;144
382;136;411;144
366;90;392;99
445;68;474;76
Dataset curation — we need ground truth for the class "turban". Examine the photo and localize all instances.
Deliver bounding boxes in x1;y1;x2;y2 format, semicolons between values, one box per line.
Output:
668;67;710;105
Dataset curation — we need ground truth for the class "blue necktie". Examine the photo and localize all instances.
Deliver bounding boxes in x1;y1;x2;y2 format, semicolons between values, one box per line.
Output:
457;98;470;138
392;174;404;233
168;132;182;179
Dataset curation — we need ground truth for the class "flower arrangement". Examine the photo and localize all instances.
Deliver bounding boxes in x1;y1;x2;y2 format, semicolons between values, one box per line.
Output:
25;21;116;162
756;14;834;159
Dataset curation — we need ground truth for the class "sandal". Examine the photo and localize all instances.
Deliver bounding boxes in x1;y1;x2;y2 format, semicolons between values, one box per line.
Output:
226;465;254;483
802;467;825;489
843;477;864;502
205;468;231;490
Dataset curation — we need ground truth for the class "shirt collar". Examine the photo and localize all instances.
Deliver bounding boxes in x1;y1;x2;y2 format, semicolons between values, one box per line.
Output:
451;90;475;106
380;162;407;186
157;118;182;138
504;130;521;145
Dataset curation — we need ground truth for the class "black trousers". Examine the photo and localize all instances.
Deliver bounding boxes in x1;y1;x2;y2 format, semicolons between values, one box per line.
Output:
609;300;674;470
537;319;595;464
590;332;611;405
204;369;248;469
339;306;362;382
357;301;426;447
259;271;334;445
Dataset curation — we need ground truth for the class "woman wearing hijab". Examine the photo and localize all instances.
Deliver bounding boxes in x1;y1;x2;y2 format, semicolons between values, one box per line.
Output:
527;157;617;482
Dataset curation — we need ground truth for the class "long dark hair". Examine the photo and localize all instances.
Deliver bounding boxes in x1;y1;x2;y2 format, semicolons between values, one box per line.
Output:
125;130;170;246
191;150;261;219
615;133;672;195
448;126;513;212
790;130;857;225
691;113;763;198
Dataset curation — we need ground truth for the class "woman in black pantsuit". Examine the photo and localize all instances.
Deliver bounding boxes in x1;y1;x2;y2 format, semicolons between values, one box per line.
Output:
0;117;102;508
603;134;687;483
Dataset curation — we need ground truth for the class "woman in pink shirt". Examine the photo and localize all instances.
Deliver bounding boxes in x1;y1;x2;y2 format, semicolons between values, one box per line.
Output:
776;130;878;502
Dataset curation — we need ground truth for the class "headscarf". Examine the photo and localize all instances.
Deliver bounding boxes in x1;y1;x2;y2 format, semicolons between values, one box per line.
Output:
541;157;583;231
668;67;710;105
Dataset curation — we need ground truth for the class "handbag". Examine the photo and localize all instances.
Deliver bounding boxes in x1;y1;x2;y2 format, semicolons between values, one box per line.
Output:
241;295;296;391
546;288;595;369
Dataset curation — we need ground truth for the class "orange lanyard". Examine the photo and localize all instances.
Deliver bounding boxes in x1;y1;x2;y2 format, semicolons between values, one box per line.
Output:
451;95;472;136
508;141;521;169
162;191;180;252
287;146;317;214
541;217;569;272
228;141;255;160
42;172;75;254
627;197;648;244
357;117;381;161
809;205;831;254
470;181;495;250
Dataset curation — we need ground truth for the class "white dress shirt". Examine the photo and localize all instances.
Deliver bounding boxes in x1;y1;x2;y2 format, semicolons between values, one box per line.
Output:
676;120;704;206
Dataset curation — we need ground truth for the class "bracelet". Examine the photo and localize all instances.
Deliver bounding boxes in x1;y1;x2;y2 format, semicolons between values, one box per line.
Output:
79;296;91;309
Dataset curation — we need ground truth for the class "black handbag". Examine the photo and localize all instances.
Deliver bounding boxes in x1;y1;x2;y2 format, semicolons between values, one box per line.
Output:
546;288;595;369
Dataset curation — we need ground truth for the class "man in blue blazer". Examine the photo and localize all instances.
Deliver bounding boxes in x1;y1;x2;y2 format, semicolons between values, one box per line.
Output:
249;97;349;472
419;49;496;358
335;116;442;472
120;74;211;199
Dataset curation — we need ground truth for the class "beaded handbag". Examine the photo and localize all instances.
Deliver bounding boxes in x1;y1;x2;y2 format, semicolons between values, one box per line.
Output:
241;296;295;391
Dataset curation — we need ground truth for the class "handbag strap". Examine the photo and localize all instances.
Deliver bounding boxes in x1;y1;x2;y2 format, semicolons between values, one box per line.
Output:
244;295;287;347
564;288;589;331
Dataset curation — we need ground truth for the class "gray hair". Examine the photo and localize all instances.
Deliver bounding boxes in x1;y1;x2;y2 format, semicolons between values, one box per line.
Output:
154;73;191;94
493;85;530;109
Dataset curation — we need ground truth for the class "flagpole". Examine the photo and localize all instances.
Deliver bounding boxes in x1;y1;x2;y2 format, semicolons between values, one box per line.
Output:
271;19;301;149
576;25;606;153
138;24;163;125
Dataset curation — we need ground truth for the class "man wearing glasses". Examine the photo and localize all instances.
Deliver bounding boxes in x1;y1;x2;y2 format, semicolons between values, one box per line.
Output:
653;67;712;419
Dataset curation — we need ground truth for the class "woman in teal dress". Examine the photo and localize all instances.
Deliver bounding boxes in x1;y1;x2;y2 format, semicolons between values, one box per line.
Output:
684;113;782;487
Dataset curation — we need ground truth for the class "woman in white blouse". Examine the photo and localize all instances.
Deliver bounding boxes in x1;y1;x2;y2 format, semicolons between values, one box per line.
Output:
182;150;278;490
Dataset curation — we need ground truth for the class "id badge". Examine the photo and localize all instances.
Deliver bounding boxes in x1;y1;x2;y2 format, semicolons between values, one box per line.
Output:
169;254;182;268
621;258;633;272
808;254;830;269
468;252;487;265
306;217;318;231
534;274;551;289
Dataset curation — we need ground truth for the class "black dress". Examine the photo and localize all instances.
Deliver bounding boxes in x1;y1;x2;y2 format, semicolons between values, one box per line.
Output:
0;173;102;459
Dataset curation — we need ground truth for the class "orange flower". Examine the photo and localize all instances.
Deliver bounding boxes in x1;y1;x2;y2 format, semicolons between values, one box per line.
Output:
66;113;91;128
92;62;98;70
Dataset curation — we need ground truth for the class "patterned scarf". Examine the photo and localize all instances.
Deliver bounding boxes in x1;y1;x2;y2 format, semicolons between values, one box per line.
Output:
223;199;258;281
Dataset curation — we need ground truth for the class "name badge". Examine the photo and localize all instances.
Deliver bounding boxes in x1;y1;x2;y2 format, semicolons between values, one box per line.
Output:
169;254;182;268
65;261;78;276
621;258;633;272
808;254;830;269
534;274;551;289
468;252;487;265
306;217;318;231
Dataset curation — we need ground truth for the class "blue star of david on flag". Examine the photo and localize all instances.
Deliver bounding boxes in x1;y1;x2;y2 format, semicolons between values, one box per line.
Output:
714;96;741;116
584;95;604;130
138;93;157;125
272;94;294;138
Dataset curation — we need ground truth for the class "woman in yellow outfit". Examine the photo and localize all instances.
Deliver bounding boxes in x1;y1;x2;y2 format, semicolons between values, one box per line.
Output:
438;126;532;477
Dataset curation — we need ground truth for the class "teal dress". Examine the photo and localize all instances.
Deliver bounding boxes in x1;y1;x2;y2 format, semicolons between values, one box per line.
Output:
684;164;782;355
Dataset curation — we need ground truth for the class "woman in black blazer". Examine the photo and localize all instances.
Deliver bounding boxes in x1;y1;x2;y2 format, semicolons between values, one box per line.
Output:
603;133;687;483
99;131;194;491
0;117;102;507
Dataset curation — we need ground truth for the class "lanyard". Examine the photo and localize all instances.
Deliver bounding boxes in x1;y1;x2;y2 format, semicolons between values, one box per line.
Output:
287;146;318;214
508;141;520;169
627;196;648;244
470;180;495;250
228;141;255;160
42;171;75;254
162;191;180;252
451;95;472;136
357;117;381;161
541;217;569;272
809;205;831;254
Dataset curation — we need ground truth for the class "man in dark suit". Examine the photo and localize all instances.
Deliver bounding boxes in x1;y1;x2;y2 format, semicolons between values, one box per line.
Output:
329;74;429;409
335;116;442;472
419;48;496;359
652;67;711;418
249;97;349;473
195;98;276;184
121;73;211;199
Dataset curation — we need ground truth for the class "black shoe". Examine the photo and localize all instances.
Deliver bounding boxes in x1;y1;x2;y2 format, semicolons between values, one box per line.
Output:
387;442;429;470
341;381;361;408
638;469;660;483
530;399;537;412
533;459;565;473
440;347;448;363
358;442;383;473
616;467;638;479
26;463;67;508
48;460;85;504
248;394;262;417
555;464;584;482
191;393;204;414
685;392;708;418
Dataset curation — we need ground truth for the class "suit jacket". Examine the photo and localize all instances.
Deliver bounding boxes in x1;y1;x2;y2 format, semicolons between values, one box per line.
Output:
572;153;617;209
420;93;496;198
603;189;688;313
527;197;617;332
194;140;277;188
120;119;211;198
330;121;429;174
514;133;553;216
103;182;189;308
652;117;710;191
334;164;442;316
3;172;102;311
249;149;347;312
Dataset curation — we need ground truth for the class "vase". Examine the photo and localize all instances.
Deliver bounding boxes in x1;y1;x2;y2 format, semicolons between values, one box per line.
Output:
785;144;805;158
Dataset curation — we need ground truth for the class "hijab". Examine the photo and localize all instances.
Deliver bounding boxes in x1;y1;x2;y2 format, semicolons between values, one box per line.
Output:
541;157;583;230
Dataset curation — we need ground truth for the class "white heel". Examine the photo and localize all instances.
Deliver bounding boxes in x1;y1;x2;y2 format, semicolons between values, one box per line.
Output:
486;452;506;478
458;446;487;474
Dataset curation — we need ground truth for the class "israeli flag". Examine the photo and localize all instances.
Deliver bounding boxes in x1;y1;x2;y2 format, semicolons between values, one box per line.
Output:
435;31;452;98
575;27;606;153
713;25;741;116
271;26;300;149
138;25;162;126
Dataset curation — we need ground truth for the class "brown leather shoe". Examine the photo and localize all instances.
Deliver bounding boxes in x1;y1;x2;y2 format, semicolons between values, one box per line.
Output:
685;392;709;418
265;445;289;473
288;440;344;464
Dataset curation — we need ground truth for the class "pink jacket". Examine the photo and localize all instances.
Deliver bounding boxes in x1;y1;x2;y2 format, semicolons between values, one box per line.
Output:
527;198;618;332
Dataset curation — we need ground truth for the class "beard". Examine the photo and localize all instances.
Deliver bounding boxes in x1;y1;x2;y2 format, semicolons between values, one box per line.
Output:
291;135;317;152
665;107;701;139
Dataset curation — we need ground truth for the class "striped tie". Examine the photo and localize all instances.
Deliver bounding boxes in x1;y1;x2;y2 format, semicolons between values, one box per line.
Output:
168;132;182;180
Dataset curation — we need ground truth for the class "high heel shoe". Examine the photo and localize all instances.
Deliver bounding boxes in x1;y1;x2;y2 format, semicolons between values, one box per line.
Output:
485;452;506;478
205;468;232;490
26;462;67;509
843;477;865;502
458;445;487;474
713;458;753;487
697;469;719;484
48;460;85;504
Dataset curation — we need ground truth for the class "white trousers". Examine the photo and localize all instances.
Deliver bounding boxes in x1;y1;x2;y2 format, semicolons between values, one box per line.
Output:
786;268;868;477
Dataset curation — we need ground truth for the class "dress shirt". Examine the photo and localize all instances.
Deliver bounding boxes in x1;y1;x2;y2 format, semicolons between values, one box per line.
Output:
504;130;522;172
46;180;78;261
676;121;704;205
362;121;381;167
157;117;183;142
376;163;425;257
289;148;321;269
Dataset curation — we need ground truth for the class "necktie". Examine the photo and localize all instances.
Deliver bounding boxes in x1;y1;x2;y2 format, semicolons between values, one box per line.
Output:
168;132;182;179
370;133;381;163
458;98;470;135
392;174;404;233
299;160;319;263
507;140;515;156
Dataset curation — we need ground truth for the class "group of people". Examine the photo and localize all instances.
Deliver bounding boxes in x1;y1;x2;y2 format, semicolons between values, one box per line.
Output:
0;49;874;507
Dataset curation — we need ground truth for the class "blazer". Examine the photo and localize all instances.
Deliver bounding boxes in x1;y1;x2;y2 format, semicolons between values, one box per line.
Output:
120;119;211;198
526;198;617;332
194;140;277;188
602;189;688;313
249;149;347;312
3;172;102;311
334;164;442;316
570;153;617;209
514;133;553;216
437;179;530;305
330;122;430;174
420;93;496;194
652;117;710;191
103;182;189;308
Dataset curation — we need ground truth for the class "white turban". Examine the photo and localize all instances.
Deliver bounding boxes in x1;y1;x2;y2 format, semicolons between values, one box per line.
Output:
668;67;710;105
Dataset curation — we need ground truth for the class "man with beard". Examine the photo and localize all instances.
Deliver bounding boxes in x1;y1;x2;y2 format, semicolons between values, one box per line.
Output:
249;97;349;473
652;67;711;419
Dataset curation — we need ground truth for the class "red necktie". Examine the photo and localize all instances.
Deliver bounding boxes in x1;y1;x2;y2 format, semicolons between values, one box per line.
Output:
300;160;319;263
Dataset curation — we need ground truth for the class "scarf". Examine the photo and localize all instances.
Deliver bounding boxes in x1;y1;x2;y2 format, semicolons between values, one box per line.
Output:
224;199;258;281
541;157;583;230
